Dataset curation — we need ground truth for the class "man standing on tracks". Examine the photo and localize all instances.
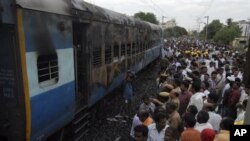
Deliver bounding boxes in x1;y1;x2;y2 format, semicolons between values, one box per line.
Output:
122;70;135;118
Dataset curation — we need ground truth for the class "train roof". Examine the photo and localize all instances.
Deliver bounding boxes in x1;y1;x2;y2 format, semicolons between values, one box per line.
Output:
16;0;161;29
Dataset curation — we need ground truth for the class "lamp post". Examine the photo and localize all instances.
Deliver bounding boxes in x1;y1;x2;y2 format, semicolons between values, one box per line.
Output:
204;16;209;42
162;16;167;28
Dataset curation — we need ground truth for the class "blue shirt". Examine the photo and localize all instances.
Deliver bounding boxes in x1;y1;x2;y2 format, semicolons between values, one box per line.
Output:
123;82;133;100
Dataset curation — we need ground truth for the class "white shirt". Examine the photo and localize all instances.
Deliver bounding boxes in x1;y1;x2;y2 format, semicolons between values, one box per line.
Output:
203;90;210;98
207;66;215;76
194;122;213;132
208;111;222;131
139;102;156;113
235;111;245;122
188;92;204;112
130;114;142;137
239;89;248;103
147;123;169;141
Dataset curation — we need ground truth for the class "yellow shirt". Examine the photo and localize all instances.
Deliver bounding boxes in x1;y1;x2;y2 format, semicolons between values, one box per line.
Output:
213;130;230;141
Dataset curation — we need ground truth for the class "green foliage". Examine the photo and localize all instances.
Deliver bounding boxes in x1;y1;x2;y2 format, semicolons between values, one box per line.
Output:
164;26;188;38
200;20;223;40
134;12;159;24
213;23;242;44
199;18;242;45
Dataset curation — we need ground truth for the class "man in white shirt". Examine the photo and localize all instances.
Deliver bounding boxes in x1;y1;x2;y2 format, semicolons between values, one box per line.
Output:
188;81;204;112
147;108;169;141
204;93;222;132
194;110;213;132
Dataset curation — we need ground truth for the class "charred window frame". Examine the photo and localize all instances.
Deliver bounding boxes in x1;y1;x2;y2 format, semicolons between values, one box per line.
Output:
139;42;143;53
142;42;146;51
146;42;149;50
127;43;131;57
92;47;102;67
121;44;126;56
148;41;151;49
132;42;136;55
113;43;120;58
37;54;59;87
105;45;112;64
136;42;140;54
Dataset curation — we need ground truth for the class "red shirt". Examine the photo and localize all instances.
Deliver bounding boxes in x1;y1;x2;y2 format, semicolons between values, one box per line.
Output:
179;90;192;115
228;88;241;107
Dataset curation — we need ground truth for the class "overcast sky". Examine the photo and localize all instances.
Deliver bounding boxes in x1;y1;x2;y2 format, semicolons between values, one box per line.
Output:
84;0;250;31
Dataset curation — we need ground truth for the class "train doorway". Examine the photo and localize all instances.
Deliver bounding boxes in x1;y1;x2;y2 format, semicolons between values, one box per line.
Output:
72;22;90;111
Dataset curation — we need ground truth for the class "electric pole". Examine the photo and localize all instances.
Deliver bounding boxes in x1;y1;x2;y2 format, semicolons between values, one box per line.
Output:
204;16;209;42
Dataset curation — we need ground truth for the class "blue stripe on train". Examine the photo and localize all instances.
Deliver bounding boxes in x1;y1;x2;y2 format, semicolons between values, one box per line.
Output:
30;81;75;141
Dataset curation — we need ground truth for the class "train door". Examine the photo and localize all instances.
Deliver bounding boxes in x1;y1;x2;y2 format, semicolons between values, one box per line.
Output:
72;22;91;139
72;22;90;111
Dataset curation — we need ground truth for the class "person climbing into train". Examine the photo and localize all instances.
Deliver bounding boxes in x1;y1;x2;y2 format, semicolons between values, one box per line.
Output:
121;70;136;117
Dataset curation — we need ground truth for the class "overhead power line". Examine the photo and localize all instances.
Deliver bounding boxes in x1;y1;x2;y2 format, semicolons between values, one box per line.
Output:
148;0;168;17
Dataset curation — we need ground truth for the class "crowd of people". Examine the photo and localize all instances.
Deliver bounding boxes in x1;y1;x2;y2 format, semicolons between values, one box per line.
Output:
128;39;249;141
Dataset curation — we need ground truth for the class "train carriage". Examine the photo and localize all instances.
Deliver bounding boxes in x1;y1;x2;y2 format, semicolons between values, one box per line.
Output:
0;0;162;140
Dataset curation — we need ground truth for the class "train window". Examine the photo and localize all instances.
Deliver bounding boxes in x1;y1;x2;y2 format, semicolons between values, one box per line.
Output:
136;42;140;54
148;42;151;48
92;47;102;67
121;44;126;56
143;43;146;51
105;45;112;64
37;54;58;87
127;43;131;56
132;43;136;55
114;44;120;58
139;42;142;53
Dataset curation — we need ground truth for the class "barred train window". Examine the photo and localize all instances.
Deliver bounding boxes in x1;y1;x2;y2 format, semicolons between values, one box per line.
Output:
121;44;126;56
127;44;131;56
92;47;102;67
132;43;136;55
105;45;112;64
37;54;58;87
136;42;140;54
114;44;120;58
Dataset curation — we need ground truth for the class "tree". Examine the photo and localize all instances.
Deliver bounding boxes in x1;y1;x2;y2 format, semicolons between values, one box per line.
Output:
200;19;223;40
213;23;241;44
164;26;188;38
134;12;159;24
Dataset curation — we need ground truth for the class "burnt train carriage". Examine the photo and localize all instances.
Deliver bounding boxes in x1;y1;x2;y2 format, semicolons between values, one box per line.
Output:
0;0;162;141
